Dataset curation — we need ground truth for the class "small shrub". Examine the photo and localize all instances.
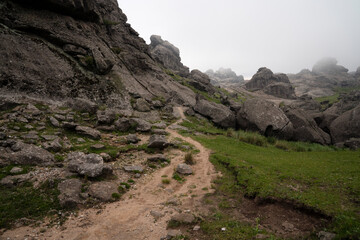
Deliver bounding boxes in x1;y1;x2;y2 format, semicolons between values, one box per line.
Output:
226;129;234;137
120;182;131;189
128;179;135;183
112;193;120;200
184;152;195;165
148;164;157;169
111;47;122;54
162;179;170;184
275;141;289;150
173;173;185;183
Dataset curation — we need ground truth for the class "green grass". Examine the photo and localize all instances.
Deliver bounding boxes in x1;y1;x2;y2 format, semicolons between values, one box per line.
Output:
0;180;62;229
193;135;360;238
315;86;360;110
0;165;33;180
200;212;280;240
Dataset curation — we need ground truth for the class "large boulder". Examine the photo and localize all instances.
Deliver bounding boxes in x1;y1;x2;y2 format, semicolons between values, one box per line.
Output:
75;126;101;140
237;99;293;139
148;135;168;149
283;107;331;145
194;99;236;128
149;35;189;77
67;152;104;177
88;181;119;202
58;179;83;208
312;57;348;74
205;68;244;87
66;98;98;114
264;82;296;99
97;109;116;125
3;141;54;166
188;70;216;95
330;105;360;144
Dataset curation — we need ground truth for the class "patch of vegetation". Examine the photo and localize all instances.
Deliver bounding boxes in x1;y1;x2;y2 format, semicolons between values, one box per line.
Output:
200;213;279;240
192;134;360;238
0;165;33;180
162;179;170;184
83;55;95;69
34;103;49;111
70;137;119;159
173;173;186;183
112;193;121;200
315;86;360;110
0;180;62;229
128;179;135;184
120;182;131;190
184;152;195;165
111;47;122;54
180;116;225;135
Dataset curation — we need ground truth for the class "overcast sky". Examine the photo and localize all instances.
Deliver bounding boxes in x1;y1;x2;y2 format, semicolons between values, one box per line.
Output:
117;0;360;78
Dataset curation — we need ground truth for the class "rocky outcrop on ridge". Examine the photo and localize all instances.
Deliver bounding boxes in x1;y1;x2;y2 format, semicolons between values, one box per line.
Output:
245;68;296;99
205;68;244;87
288;58;359;98
149;35;190;77
236;98;293;140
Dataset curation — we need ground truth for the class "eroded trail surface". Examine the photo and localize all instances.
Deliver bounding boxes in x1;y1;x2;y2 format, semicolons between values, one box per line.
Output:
2;107;218;240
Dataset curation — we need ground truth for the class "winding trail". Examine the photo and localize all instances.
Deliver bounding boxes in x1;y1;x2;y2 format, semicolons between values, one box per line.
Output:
2;107;218;240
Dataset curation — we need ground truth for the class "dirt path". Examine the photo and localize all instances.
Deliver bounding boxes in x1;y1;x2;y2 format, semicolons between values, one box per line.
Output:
2;107;218;240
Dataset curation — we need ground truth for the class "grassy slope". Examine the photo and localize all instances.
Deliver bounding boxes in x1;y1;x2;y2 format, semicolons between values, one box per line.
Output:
180;118;360;239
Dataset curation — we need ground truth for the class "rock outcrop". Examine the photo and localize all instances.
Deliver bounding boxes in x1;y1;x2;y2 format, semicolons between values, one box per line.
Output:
205;68;244;87
188;70;216;95
149;35;189;77
194;99;236;129
330;105;360;145
283;107;331;145
245;68;296;99
237;98;293;139
288;58;358;98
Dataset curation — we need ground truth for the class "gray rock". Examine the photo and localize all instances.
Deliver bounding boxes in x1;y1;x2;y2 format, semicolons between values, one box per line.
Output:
283;107;330;145
246;67;292;92
3;141;54;166
147;154;168;162
149;35;189;77
135;98;151;112
49;116;60;127
77;138;86;143
114;118;132;132
10;167;23;174
344;138;360;150
151;129;167;135
123;165;144;173
66;98;98;114
237;98;293;140
100;152;112;162
58;179;82;208
54;114;66;121
176;163;192;175
194;99;236;129
152;121;167;129
67;152;104;177
148;135;168;149
88;182;119;202
91;143;105;150
0;173;31;187
75;126;101;140
126;134;140;144
264;82;296;99
150;210;164;220
170;213;195;224
102;163;113;176
317;231;336;240
330;105;360;144
41;135;58;141
23;132;39;140
42;138;62;152
97;109;116;125
193;225;201;231
129;118;152;132
188;69;216;95
162;230;182;240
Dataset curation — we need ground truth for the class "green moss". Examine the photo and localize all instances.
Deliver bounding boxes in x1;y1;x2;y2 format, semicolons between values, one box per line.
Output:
111;47;122;54
103;19;119;26
0;180;62;229
173;173;186;183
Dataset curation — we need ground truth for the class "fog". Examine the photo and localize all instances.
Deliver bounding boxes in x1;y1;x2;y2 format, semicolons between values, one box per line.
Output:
117;0;360;78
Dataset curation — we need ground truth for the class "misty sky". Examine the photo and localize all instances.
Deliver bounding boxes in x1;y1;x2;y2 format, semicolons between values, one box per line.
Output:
117;0;360;78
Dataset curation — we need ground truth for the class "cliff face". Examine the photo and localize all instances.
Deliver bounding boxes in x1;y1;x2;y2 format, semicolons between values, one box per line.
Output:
0;0;196;108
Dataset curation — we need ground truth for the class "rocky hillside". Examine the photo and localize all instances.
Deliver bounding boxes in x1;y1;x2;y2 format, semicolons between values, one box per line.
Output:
205;68;244;87
0;0;359;148
0;0;196;109
288;58;360;98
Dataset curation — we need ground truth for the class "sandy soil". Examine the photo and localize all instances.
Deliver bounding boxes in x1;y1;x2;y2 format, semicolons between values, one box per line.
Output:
1;107;219;240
